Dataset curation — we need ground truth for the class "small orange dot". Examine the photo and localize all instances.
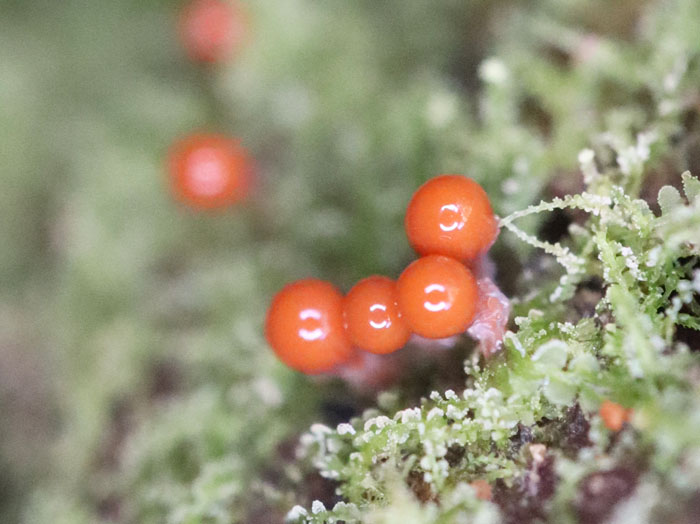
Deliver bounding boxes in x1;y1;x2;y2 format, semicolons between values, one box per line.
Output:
265;279;354;374
470;479;492;501
405;175;498;261
344;276;411;354
397;255;478;339
599;400;631;432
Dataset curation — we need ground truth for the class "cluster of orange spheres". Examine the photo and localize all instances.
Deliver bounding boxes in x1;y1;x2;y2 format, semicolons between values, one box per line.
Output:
171;5;503;373
265;175;500;374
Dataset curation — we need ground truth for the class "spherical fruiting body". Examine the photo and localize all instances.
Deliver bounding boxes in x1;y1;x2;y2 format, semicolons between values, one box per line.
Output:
599;400;631;432
405;175;498;261
265;279;353;374
397;255;478;339
179;0;246;63
168;133;253;209
343;276;411;354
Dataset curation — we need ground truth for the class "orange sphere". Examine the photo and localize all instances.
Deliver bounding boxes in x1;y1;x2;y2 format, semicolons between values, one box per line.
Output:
179;0;247;63
599;400;631;432
265;279;354;374
168;133;253;210
397;255;478;339
405;175;498;261
469;480;493;501
344;276;412;354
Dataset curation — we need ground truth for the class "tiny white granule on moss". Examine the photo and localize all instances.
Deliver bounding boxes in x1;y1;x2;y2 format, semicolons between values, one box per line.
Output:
337;423;355;435
320;469;340;480
426;407;445;421
364;416;392;432
445;389;459;400
505;332;525;356
693;270;700;292
311;500;326;514
399;407;422;423
349;452;362;462
446;404;465;420
286;505;308;520
619;245;644;280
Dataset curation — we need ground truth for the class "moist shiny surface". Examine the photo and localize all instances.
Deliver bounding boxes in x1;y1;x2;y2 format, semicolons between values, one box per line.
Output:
405;175;498;261
265;279;353;374
343;275;411;354
397;255;478;339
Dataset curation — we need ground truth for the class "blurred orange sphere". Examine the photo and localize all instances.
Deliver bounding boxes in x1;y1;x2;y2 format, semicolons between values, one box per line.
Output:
179;0;247;63
599;400;631;432
168;133;253;209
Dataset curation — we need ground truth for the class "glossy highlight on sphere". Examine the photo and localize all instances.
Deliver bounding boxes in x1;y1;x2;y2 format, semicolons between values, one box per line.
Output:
179;0;247;63
265;279;353;374
168;133;253;209
344;276;411;354
405;175;498;261
397;255;478;339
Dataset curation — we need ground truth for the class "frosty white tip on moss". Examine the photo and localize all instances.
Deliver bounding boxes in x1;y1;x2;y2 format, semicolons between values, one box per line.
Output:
692;270;700;293
286;505;308;521
578;148;599;184
505;331;526;357
364;416;392;432
615;131;657;176
337;423;356;436
427;407;445;421
398;407;422;423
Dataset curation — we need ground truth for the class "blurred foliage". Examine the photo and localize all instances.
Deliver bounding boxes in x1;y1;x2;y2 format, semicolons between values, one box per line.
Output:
1;0;700;523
